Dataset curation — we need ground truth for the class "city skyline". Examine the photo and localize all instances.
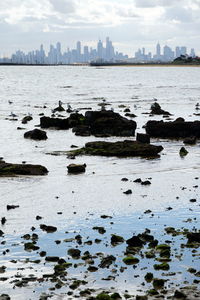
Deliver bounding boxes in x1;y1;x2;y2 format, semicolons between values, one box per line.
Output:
0;38;197;65
1;0;200;57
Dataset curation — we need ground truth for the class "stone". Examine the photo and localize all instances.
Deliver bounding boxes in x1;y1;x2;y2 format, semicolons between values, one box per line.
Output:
40;224;57;233
136;133;150;144
67;248;81;258
146;119;200;138
0;160;48;176
67;163;86;174
150;102;171;115
126;235;144;247
183;137;196;145
24;129;47;140
179;147;188;157
22;115;33;124
68;140;163;158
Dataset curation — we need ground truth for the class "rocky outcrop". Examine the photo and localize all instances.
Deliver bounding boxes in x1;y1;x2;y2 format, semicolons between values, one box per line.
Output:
24;129;48;140
67;164;86;174
150;102;171;115
146;119;200;138
40;116;69;129
40;113;85;130
0;160;48;176
83;110;137;137
40;110;136;137
67;140;163;157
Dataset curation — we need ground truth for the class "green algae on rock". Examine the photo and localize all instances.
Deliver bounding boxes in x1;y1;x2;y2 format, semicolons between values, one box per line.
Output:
67;140;163;157
0;160;48;176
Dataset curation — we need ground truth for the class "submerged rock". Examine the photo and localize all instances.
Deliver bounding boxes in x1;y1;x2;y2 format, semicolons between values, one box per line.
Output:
40;113;85;130
0;160;48;176
67;163;86;174
146;119;200;138
24;129;48;140
67;140;163;157
136;133;150;144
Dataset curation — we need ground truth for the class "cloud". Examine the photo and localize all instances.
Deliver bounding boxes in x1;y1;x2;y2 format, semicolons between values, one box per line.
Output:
49;0;76;14
134;0;180;8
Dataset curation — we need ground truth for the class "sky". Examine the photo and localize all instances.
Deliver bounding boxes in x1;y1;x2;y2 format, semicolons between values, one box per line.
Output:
1;0;200;57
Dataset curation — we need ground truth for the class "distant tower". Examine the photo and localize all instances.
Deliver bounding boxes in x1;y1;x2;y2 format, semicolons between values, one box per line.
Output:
190;48;195;57
76;41;81;62
156;42;161;57
97;40;103;59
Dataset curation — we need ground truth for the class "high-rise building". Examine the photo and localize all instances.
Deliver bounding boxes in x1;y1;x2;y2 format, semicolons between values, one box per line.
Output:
97;40;103;59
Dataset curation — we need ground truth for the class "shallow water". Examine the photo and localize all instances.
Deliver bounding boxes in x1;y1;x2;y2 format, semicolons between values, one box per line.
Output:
0;66;200;299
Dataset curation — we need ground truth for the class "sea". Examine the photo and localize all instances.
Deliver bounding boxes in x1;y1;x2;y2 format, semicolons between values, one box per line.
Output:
0;66;200;299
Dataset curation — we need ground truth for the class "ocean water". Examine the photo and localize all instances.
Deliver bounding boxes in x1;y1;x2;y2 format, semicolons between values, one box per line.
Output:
0;66;200;299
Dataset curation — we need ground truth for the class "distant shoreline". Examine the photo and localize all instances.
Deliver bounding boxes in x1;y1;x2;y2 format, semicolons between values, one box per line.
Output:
0;62;200;67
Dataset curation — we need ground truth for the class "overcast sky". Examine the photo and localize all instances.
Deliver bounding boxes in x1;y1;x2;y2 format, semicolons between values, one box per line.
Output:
1;0;200;56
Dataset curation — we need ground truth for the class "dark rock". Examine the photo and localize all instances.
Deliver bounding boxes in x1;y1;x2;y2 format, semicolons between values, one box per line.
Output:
40;116;69;129
183;137;196;145
67;163;86;174
24;242;40;251
7;205;19;210
123;189;132;195
123;256;139;265
187;232;200;243
52;101;65;113
136;133;150;144
73;110;137;137
0;230;4;236
0;294;10;300
40;224;57;233
150;102;171;115
99;255;116;268
111;235;124;245
141;180;151;185
146;119;200;138
126;235;144;247
22;115;33;124
125;113;137;118
93;226;106;234
1;218;6;225
45;256;60;262
179;147;188;157
0;160;48;176
134;178;142;183
121;177;128;181
24;129;47;140
153;278;165;289
67;248;81;258
173;290;187;299
68;140;163;158
72;125;91;136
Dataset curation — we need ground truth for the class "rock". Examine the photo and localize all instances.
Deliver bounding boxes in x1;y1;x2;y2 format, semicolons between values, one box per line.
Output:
67;248;81;258
179;147;188;157
40;113;84;130
146;119;200;138
67;163;86;174
7;205;19;210
52;101;65;113
0;295;10;300
126;235;144;247
111;235;124;245
73;110;137;137
0;160;48;176
22;115;33;124
183;137;196;145
141;180;151;185
99;255;116;268
153;278;165;289
123;189;132;195
134;178;142;183
40;116;69;129
24;242;40;251
150;102;171;115
123;256;139;265
125;113;137;118
173;290;187;299
187;232;200;243
24;129;47;140
68;140;163;158
136;133;150;144
1;217;6;225
40;224;57;233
